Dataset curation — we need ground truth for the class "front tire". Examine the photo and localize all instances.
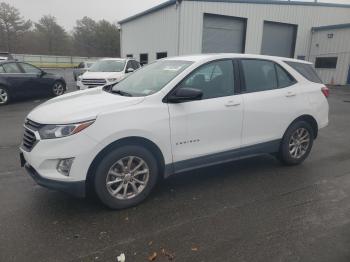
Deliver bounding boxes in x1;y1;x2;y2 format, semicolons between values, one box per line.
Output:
0;86;10;105
278;121;314;166
94;145;159;209
52;81;66;96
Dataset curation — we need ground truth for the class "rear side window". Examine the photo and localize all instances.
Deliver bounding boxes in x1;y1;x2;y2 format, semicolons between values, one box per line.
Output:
241;60;277;93
285;61;322;83
2;63;21;73
275;64;296;88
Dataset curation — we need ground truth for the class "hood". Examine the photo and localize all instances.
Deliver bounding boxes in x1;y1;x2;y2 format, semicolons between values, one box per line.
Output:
27;87;145;124
82;71;124;79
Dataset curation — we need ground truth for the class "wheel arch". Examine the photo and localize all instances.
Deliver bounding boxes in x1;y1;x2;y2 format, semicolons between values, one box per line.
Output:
85;136;166;195
286;115;319;139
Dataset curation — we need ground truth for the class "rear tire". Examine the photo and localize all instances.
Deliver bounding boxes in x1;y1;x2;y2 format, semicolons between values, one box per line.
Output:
94;145;159;209
278;121;314;166
0;86;10;105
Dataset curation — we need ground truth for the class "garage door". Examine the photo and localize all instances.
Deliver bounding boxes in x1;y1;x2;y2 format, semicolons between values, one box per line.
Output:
202;14;246;54
261;21;297;58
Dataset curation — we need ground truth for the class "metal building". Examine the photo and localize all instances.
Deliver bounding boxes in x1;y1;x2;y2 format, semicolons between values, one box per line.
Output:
119;0;350;84
309;24;350;85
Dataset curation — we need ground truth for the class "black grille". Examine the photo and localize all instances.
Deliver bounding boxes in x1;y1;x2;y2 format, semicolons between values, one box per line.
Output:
82;78;107;87
22;119;41;152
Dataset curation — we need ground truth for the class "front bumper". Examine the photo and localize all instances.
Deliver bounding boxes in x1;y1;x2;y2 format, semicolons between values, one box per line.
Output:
24;164;85;197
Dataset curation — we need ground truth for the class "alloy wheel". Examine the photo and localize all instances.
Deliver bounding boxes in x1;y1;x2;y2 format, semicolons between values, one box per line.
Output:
289;127;310;159
105;156;150;200
53;82;65;96
0;88;8;105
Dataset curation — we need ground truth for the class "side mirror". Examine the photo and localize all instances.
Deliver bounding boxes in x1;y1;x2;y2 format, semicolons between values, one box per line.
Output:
167;88;203;103
126;68;134;73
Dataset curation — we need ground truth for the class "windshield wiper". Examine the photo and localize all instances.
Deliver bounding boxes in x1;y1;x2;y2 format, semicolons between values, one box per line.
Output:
111;89;133;97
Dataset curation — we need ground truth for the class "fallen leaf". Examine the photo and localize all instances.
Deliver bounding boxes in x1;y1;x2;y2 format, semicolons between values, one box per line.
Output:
161;248;175;260
117;253;126;262
148;241;153;246
191;246;199;252
148;252;157;261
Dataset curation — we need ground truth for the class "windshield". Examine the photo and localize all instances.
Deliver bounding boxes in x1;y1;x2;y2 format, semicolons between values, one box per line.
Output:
89;60;125;72
111;60;193;97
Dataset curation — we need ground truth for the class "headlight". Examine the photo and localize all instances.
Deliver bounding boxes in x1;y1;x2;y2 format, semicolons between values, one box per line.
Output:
107;78;118;82
38;120;95;139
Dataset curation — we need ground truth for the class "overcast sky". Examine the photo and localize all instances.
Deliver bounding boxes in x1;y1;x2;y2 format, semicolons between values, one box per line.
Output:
4;0;350;31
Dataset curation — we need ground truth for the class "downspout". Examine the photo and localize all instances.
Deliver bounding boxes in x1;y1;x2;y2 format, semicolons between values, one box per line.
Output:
307;28;314;62
119;26;123;58
176;0;182;56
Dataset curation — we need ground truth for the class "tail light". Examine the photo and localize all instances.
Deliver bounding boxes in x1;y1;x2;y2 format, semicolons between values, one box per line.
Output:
321;86;329;98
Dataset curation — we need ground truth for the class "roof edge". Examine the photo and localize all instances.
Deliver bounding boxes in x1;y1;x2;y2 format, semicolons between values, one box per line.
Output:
312;23;350;31
119;0;177;24
119;0;350;25
186;0;350;8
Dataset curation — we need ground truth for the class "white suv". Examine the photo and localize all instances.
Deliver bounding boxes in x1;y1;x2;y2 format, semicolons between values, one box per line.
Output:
76;58;140;90
20;54;329;209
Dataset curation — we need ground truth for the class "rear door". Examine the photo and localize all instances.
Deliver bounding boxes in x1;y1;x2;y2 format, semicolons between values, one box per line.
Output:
239;59;300;147
2;62;29;97
18;63;50;96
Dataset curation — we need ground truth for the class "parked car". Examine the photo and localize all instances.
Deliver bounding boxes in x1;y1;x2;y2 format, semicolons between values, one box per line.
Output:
0;52;14;61
73;61;95;81
76;58;140;90
0;61;66;105
20;54;329;209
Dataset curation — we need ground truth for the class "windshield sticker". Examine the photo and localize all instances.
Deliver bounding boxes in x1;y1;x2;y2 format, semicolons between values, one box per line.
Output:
142;90;154;95
163;65;184;71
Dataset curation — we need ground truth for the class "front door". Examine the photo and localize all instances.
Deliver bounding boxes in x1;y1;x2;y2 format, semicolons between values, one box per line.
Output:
167;59;243;170
18;63;50;96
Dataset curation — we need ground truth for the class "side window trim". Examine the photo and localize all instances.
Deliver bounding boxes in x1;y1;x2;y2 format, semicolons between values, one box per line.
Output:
164;58;237;103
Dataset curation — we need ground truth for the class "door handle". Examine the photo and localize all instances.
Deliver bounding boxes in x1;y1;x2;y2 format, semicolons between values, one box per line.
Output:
225;100;241;107
286;91;296;97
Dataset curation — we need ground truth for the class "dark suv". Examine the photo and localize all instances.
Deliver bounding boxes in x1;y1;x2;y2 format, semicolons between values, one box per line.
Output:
0;61;66;105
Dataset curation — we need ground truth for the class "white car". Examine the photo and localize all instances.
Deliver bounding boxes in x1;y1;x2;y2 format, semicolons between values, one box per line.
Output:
20;54;329;209
76;58;140;90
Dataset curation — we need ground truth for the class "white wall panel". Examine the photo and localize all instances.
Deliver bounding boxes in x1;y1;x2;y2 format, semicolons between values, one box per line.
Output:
310;28;350;85
179;1;350;59
121;4;179;63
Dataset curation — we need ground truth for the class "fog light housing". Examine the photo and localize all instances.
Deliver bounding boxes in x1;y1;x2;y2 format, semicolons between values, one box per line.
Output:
57;158;74;176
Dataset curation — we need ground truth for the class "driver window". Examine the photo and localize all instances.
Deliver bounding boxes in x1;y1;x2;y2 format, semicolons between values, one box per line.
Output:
178;60;235;100
20;63;41;74
126;61;133;72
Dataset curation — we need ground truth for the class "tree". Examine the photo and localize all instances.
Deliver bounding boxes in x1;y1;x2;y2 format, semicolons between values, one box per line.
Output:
0;2;31;52
95;20;120;57
34;15;71;55
73;16;98;56
73;17;120;57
